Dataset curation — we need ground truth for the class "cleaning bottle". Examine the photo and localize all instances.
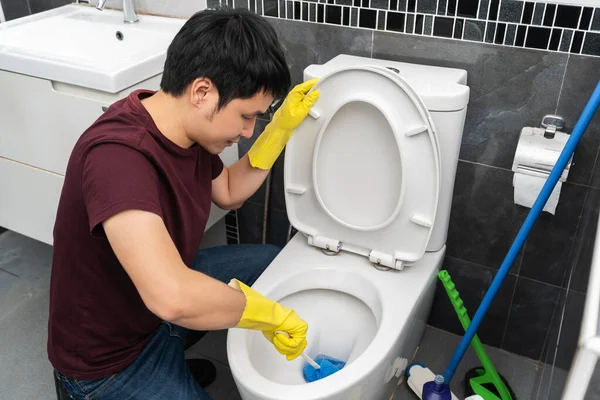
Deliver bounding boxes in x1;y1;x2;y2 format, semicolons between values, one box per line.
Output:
423;375;452;400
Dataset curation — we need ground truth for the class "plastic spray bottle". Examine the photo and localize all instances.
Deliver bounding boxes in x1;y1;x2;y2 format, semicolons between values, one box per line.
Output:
422;375;451;400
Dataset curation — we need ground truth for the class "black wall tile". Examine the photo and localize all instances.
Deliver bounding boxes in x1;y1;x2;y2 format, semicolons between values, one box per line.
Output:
525;26;551;49
556;55;600;187
582;32;600;56
427;257;517;348
386;11;406;31
317;3;324;21
446;0;456;15
302;2;309;20
407;0;415;12
415;14;424;33
268;17;373;86
519;183;587;287
568;187;600;294
389;0;398;10
28;0;70;14
464;19;485;41
495;22;506;43
499;0;522;23
2;0;31;20
266;207;291;247
454;17;464;38
571;30;585;54
555;5;582;29
580;7;593;30
502;277;562;360
549;28;561;50
398;0;407;11
542;290;586;370
237;201;265;244
456;0;477;18
293;1;301;19
488;0;499;20
326;4;342;23
433;16;454;37
359;8;377;27
515;24;527;46
543;3;556;27
521;1;534;24
446;162;527;269
342;5;350;24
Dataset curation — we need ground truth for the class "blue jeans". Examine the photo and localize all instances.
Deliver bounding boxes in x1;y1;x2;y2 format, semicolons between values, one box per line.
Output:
55;244;280;400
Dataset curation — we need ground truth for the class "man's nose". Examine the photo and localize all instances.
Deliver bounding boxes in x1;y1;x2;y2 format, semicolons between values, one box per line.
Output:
241;119;256;139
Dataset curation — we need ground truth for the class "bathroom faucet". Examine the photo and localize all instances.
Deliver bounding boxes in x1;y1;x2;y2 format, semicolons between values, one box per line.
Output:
96;0;139;23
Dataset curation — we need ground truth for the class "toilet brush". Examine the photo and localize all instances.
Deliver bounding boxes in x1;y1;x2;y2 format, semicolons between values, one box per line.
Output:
274;331;346;382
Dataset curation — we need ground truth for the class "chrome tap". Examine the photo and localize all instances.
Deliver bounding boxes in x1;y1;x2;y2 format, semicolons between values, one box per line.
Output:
96;0;139;23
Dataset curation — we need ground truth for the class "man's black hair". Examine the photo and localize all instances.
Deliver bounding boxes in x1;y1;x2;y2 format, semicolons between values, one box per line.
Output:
160;7;291;110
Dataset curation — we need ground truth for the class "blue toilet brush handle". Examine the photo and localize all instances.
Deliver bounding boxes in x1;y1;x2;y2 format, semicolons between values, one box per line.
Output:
442;80;600;384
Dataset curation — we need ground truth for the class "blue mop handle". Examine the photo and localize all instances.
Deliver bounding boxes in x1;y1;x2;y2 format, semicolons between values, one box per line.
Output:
442;80;600;384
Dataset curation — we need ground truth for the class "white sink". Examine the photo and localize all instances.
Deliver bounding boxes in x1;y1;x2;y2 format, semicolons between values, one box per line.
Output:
0;4;185;93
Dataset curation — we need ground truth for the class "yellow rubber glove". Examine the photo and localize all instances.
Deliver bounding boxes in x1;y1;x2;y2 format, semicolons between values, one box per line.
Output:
248;79;320;170
229;278;308;360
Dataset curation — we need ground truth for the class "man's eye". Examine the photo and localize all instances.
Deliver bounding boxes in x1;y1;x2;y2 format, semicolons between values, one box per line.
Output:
242;115;251;120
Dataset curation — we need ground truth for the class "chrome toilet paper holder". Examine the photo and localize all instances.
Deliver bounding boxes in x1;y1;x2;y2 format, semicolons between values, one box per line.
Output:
511;114;573;183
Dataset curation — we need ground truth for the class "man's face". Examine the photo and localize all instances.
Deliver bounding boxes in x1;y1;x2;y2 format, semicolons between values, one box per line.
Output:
185;79;274;154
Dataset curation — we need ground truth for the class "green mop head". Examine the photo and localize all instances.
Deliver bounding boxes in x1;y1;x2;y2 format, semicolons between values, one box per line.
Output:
303;354;346;382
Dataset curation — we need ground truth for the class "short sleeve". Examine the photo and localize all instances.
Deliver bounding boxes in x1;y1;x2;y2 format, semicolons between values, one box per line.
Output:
82;143;163;236
211;154;224;180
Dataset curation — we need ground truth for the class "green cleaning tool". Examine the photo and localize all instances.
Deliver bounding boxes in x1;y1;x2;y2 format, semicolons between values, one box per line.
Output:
438;270;516;400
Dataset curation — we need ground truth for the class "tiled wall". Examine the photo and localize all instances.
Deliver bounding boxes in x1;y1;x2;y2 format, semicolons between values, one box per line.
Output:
8;0;600;373
0;0;71;20
232;16;600;371
228;0;600;56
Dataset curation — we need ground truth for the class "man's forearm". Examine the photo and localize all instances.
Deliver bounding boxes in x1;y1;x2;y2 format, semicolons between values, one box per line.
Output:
167;268;247;330
226;153;270;206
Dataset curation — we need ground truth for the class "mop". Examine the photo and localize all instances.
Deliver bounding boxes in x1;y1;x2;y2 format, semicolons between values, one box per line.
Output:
408;80;600;399
274;331;346;382
438;269;516;400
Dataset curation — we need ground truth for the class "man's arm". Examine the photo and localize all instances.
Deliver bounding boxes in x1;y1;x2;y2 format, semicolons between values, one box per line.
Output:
211;153;270;210
103;209;247;330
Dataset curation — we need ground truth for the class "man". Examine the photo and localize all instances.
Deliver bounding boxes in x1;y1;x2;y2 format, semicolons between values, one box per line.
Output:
47;7;319;399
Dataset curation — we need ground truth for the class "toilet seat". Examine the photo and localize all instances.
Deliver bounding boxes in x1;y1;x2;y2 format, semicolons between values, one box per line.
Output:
284;66;441;270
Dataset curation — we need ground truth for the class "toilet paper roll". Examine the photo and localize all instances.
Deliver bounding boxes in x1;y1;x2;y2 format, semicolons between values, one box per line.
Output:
513;172;562;215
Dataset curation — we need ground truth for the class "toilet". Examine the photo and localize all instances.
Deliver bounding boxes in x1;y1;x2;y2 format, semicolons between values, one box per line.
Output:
226;54;470;400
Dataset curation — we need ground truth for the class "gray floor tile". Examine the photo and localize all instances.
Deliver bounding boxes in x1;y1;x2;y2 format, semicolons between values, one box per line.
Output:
394;326;539;400
186;329;230;366
0;287;54;400
204;359;238;400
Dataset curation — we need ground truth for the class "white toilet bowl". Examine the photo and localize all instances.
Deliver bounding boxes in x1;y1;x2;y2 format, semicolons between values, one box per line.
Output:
227;54;470;400
227;234;443;400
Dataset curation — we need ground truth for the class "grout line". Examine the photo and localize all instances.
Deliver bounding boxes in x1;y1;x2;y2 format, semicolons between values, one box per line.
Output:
554;54;569;115
499;268;520;348
0;267;19;278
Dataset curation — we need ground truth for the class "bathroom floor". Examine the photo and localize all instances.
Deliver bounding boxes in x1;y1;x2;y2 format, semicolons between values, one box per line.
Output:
0;229;567;400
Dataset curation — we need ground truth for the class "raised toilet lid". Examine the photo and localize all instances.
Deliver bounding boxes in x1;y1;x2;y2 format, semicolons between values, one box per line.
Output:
284;66;441;270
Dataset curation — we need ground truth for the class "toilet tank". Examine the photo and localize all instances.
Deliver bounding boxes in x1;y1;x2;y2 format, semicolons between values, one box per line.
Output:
303;54;470;252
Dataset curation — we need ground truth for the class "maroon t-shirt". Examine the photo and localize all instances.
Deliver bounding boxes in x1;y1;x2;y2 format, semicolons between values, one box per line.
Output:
47;89;224;380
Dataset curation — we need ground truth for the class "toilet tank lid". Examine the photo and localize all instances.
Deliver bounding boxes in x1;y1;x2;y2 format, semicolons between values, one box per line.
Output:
304;54;470;112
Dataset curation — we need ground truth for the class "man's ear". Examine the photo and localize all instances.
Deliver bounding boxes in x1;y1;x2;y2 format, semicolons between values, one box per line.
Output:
189;77;214;108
